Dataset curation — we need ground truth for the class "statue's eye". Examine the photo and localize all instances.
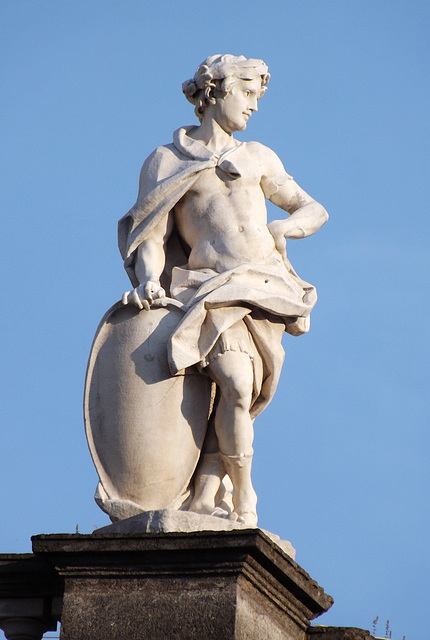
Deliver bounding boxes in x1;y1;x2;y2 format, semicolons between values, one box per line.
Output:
244;90;250;97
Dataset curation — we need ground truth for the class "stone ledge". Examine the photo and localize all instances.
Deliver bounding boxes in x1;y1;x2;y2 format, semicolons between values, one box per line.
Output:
32;529;333;640
0;554;63;599
308;626;375;640
33;529;330;619
0;532;337;640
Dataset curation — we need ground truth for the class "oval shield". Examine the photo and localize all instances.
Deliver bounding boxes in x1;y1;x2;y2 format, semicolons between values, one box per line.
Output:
84;299;212;522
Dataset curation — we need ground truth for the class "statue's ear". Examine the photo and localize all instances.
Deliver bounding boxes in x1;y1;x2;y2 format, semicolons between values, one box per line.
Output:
204;85;217;105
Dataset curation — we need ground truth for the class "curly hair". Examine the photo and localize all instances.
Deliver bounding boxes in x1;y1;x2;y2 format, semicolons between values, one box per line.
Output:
182;54;270;122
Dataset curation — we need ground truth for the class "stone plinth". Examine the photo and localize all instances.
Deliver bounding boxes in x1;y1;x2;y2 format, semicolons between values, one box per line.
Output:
32;529;333;640
96;509;297;558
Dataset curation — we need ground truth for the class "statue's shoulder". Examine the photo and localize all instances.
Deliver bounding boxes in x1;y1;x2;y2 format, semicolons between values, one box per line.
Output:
244;140;281;164
243;141;293;194
139;142;183;186
141;142;177;170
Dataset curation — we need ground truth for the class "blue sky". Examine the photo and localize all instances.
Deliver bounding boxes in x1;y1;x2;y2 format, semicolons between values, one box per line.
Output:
1;2;429;639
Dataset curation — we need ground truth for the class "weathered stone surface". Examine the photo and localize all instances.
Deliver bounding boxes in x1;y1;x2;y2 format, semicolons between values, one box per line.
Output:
96;506;249;533
307;627;375;640
4;533;380;640
1;536;373;640
95;509;296;558
32;529;333;640
85;301;213;522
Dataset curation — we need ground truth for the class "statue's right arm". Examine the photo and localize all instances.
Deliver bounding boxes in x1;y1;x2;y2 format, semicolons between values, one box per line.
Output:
122;211;174;310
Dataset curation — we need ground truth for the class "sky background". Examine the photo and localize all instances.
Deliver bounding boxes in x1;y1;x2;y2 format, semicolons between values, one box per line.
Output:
1;2;429;639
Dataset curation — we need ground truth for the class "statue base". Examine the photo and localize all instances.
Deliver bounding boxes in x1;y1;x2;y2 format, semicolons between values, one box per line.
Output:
32;528;332;640
96;508;297;558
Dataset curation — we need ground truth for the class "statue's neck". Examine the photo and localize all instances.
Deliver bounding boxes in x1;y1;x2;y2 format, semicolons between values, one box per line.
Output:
186;118;237;156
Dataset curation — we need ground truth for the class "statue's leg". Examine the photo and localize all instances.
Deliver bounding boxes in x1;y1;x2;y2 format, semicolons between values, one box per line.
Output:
205;350;258;526
189;405;234;517
219;451;256;526
189;417;225;515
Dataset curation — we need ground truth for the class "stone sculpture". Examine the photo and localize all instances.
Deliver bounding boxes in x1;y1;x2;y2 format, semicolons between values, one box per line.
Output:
84;54;328;527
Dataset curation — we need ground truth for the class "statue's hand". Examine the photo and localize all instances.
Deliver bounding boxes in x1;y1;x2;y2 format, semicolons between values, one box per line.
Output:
267;220;287;261
122;280;166;311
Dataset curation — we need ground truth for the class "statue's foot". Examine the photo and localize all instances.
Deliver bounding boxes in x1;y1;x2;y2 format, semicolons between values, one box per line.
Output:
235;510;258;527
189;502;215;516
210;506;230;519
190;502;231;519
227;509;258;527
232;488;258;527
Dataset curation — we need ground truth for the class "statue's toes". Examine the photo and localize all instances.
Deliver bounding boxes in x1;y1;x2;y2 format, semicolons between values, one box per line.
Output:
211;507;230;519
235;511;258;527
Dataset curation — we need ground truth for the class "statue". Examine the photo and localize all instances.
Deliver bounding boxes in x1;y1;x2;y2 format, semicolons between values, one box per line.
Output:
84;54;328;528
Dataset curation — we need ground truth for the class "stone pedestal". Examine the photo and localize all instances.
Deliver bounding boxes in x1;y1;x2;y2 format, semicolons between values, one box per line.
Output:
32;529;333;640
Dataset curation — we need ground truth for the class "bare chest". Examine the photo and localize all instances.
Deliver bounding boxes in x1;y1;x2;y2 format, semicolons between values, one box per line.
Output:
194;156;262;191
175;164;265;226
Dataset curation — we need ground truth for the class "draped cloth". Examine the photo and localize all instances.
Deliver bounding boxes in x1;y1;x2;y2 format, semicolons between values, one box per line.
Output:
118;127;318;418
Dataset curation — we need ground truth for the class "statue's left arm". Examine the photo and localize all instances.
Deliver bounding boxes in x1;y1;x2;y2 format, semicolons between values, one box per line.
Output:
257;145;328;255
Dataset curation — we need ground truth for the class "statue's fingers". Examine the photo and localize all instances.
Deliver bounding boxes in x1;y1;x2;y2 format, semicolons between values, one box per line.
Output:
131;288;144;310
122;290;130;305
155;288;166;299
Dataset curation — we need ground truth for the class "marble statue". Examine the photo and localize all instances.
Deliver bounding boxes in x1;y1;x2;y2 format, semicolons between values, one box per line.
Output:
84;54;328;528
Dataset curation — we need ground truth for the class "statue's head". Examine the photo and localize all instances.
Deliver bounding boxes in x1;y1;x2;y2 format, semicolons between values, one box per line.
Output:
182;54;270;124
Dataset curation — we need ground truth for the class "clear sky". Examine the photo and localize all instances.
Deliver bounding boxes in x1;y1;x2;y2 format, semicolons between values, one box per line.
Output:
1;2;429;639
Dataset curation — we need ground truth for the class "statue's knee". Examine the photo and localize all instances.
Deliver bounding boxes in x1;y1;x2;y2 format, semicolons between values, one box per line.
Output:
219;374;253;408
208;351;253;406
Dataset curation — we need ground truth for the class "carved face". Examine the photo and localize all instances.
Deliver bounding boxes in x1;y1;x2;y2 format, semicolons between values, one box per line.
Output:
213;77;262;133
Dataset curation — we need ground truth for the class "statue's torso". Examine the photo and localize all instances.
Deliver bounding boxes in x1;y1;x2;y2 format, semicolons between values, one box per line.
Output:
174;146;279;273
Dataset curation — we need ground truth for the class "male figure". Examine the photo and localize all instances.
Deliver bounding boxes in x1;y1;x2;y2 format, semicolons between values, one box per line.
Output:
120;55;328;526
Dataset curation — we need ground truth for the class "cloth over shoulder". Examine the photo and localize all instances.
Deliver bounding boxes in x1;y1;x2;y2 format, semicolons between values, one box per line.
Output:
118;126;249;286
